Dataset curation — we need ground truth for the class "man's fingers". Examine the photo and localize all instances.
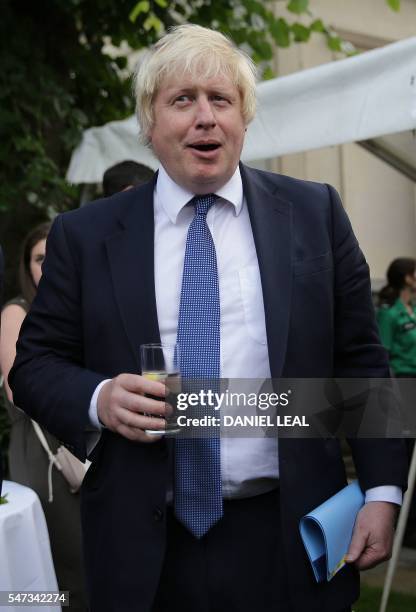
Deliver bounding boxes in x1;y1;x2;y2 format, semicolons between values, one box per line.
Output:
112;404;166;431
117;373;166;397
123;410;166;432
345;502;396;570
121;391;168;416
348;539;391;570
97;375;169;438
345;530;366;564
117;423;163;443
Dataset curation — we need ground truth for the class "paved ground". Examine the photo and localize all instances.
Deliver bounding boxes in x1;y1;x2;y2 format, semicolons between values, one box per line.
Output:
360;546;416;596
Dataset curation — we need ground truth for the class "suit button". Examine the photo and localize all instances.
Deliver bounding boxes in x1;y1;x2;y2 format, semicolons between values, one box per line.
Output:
153;507;164;522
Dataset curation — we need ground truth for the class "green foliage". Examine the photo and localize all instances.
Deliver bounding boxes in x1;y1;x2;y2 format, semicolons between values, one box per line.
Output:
128;0;358;78
0;494;9;505
387;0;401;11
287;0;309;15
129;0;150;22
1;4;134;224
291;23;310;43
0;0;156;297
310;19;325;33
270;18;291;48
327;35;343;53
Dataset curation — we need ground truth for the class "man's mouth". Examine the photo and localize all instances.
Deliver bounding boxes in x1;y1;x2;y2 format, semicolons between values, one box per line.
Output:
187;143;221;152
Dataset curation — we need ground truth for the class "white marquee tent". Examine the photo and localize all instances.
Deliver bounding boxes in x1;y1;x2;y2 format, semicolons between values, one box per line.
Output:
67;35;416;185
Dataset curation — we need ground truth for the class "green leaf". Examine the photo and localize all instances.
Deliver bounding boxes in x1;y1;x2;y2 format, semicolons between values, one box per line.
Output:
257;41;273;60
387;0;400;11
154;0;168;6
287;0;309;15
327;35;342;52
242;0;268;18
291;23;310;43
0;494;9;505
262;66;275;80
247;32;273;61
270;18;291;48
310;19;325;33
143;14;162;33
129;1;150;23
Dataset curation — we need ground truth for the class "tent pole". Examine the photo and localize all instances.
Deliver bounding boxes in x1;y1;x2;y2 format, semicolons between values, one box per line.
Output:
379;442;416;612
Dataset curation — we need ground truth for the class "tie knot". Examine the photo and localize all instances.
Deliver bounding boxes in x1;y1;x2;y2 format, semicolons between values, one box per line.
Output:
193;194;217;217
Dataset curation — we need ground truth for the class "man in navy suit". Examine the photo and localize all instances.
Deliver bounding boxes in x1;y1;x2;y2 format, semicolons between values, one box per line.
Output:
10;25;407;612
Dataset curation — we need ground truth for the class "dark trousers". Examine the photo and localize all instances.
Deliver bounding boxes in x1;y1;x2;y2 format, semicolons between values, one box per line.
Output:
152;488;352;612
152;488;290;612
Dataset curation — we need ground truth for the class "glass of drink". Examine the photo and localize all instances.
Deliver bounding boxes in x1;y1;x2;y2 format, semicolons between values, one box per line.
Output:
140;343;181;435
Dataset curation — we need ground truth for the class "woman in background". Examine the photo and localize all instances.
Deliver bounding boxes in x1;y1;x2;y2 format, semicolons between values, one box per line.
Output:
377;257;416;548
377;257;416;376
0;223;87;610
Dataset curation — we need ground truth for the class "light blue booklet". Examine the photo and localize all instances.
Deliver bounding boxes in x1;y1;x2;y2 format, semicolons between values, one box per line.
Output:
299;480;365;582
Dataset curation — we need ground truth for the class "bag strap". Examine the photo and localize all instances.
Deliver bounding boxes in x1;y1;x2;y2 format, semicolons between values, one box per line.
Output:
31;420;62;502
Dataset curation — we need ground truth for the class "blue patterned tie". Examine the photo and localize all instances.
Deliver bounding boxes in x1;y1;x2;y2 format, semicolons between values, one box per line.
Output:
174;194;223;538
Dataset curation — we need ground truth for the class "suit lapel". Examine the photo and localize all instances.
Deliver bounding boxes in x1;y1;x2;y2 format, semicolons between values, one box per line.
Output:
240;164;293;378
105;179;161;370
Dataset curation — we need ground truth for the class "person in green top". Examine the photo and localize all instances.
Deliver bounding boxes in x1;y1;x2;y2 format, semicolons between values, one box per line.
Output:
377;257;416;547
377;257;416;376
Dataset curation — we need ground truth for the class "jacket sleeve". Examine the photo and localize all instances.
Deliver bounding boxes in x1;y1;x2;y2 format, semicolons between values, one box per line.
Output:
327;184;408;492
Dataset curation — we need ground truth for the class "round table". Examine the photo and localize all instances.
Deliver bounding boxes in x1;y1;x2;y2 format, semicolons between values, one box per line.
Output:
0;480;61;611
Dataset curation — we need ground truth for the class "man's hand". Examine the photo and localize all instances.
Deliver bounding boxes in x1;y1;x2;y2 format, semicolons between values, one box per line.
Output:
97;374;169;443
345;501;398;570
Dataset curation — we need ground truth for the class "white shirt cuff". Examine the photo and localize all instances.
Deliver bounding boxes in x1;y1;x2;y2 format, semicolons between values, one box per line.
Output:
365;485;402;506
88;379;111;429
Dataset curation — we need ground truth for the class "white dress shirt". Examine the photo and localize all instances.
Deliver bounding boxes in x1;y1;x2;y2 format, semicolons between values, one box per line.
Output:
90;165;401;505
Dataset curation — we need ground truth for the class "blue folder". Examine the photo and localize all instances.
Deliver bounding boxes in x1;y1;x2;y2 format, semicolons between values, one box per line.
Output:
299;480;365;582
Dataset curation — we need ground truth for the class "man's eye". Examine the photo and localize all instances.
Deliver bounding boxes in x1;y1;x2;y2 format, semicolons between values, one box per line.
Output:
174;95;192;103
212;95;229;104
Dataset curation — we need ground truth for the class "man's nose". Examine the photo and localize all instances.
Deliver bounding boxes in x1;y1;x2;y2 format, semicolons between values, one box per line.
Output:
195;98;216;128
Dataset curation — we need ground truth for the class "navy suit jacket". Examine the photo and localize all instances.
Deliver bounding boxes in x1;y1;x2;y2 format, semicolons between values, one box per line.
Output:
9;165;408;612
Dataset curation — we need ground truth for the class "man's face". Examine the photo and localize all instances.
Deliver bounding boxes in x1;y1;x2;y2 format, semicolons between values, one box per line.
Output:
148;71;247;194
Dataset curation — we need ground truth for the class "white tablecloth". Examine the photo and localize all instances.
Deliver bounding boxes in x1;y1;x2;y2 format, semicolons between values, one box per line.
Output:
0;481;61;611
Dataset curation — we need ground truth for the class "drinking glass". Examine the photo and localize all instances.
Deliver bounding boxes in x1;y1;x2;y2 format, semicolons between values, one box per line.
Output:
140;343;180;435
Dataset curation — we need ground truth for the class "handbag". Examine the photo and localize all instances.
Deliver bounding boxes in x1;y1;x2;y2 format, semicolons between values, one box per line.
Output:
31;420;90;501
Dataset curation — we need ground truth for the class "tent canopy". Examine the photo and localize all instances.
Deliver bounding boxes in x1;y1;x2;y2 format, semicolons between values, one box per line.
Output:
67;36;416;184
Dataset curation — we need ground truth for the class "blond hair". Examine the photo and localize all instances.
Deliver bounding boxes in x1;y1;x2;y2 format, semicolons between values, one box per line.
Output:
133;24;257;143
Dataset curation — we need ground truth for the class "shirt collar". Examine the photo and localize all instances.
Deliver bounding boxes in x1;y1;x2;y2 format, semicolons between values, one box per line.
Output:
155;164;243;224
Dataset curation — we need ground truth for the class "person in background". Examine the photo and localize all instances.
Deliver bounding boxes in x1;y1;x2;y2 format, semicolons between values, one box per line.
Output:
377;257;416;547
102;160;154;197
0;223;87;611
377;258;416;376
